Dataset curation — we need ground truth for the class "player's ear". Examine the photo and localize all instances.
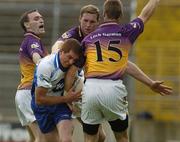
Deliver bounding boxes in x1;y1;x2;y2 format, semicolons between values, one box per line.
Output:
24;22;30;29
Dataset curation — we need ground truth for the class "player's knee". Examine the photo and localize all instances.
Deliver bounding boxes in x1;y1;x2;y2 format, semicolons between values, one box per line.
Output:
83;122;99;135
98;133;106;142
60;137;72;142
109;115;128;132
98;126;106;142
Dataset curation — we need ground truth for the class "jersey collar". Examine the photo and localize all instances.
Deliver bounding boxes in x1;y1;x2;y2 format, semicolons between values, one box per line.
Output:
24;32;40;40
99;21;119;28
54;52;69;72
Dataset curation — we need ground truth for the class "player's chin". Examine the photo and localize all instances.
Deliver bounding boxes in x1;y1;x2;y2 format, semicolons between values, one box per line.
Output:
64;62;71;68
39;29;45;34
84;30;91;35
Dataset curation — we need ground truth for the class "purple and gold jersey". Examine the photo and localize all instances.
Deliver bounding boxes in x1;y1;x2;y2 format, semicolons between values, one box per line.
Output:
58;26;84;43
18;32;48;90
82;18;144;80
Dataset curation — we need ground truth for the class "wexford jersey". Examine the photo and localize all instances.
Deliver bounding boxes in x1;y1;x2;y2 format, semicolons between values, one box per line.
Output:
82;18;144;80
18;32;48;90
58;26;84;43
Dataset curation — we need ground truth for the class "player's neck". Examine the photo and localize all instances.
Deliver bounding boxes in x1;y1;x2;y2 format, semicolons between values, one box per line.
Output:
104;16;120;24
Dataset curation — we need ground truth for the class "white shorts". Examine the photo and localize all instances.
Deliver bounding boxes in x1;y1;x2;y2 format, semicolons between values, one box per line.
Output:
15;89;36;126
81;78;128;125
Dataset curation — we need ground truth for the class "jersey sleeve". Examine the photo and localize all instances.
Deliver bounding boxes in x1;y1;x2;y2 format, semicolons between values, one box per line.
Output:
27;39;43;59
58;29;76;41
123;18;144;44
36;61;52;89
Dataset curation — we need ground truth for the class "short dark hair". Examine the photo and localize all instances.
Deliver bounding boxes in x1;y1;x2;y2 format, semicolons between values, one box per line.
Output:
103;0;123;20
80;4;100;21
60;39;82;56
19;9;38;32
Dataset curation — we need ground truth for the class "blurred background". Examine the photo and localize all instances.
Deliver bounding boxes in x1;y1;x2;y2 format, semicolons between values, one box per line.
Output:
0;0;179;142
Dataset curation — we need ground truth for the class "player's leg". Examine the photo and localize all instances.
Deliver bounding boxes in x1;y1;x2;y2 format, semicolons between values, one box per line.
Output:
15;90;39;142
26;126;35;142
28;122;46;142
114;130;128;142
31;101;61;142
108;116;129;142
97;125;106;142
56;119;74;142
72;75;105;142
76;117;106;142
42;129;59;142
32;114;59;142
83;123;99;142
53;103;73;142
81;79;106;142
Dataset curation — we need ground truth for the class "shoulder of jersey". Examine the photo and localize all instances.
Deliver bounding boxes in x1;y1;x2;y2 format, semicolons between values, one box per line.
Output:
62;32;72;39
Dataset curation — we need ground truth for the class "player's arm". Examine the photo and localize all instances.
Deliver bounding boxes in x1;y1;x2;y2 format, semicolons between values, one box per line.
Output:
138;0;160;24
35;86;81;105
51;40;64;54
64;65;79;93
126;61;173;96
32;52;41;64
64;51;86;93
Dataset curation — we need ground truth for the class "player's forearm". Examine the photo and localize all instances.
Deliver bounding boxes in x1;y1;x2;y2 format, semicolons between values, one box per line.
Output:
126;61;153;87
32;52;41;64
35;87;68;105
35;95;67;105
64;65;78;91
138;0;160;24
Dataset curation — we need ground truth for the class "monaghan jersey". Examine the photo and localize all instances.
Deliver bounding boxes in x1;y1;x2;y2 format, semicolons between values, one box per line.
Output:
18;32;48;90
31;53;69;99
81;18;144;80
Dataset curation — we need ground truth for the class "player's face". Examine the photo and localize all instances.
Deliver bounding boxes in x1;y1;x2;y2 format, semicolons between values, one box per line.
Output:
79;13;99;36
27;11;45;35
61;50;79;67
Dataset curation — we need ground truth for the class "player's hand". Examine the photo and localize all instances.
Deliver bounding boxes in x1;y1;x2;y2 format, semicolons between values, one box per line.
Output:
64;88;82;103
67;102;80;114
150;81;173;96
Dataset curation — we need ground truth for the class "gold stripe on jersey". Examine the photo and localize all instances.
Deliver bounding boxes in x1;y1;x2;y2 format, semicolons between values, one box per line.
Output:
17;56;36;89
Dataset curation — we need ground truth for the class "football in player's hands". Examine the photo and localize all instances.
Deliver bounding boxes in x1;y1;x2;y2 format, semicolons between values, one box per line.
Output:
72;77;84;93
63;77;84;96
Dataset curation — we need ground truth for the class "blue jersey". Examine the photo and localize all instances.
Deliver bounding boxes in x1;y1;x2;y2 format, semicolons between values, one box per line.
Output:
32;53;69;97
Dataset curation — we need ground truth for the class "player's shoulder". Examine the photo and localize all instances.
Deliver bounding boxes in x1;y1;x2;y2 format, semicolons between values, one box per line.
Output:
122;18;144;32
23;33;41;49
24;32;40;42
61;26;79;39
39;54;55;69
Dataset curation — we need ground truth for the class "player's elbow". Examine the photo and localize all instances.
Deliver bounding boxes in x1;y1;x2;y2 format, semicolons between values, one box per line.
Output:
138;0;160;24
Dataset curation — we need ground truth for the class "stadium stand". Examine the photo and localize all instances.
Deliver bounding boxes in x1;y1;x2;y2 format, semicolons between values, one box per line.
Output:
134;0;180;122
